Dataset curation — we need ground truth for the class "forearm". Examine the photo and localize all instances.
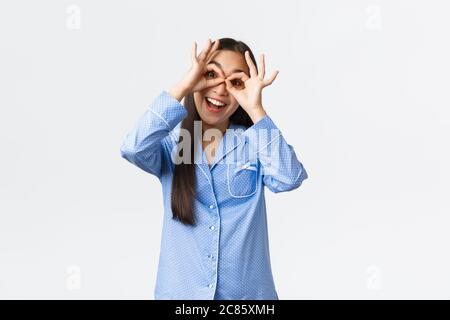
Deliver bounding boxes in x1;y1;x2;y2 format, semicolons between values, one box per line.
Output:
168;81;191;102
242;114;308;192
120;90;188;176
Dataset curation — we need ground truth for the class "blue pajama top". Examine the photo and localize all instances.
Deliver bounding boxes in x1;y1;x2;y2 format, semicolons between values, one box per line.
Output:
120;90;308;299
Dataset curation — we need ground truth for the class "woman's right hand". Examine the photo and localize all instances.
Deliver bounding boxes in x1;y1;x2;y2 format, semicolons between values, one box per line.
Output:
185;39;226;93
170;39;226;101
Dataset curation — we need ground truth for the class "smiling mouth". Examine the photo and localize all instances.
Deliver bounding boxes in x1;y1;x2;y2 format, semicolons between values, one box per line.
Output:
205;97;227;112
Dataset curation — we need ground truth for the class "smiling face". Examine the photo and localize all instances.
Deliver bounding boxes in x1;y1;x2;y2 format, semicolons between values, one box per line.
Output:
194;50;249;130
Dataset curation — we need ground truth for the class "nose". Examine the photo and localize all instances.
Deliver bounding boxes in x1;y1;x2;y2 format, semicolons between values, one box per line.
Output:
213;80;228;96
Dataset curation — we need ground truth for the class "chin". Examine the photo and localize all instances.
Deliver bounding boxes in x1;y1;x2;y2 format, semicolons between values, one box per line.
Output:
199;114;224;126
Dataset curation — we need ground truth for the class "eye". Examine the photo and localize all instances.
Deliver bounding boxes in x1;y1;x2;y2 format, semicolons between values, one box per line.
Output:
205;70;217;78
231;79;244;88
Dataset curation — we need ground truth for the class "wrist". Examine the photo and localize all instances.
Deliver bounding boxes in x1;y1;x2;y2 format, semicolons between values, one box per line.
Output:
247;106;267;124
168;82;191;102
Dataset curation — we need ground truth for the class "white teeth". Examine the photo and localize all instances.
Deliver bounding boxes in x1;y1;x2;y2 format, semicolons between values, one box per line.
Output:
206;97;226;107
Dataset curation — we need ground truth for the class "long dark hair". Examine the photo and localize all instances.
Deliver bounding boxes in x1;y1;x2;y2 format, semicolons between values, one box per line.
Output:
171;37;258;226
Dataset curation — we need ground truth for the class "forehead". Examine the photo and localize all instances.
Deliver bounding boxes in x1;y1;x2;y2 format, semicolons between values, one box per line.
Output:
207;50;249;76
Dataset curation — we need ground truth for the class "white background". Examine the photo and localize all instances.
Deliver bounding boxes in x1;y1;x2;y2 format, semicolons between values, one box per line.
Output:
0;0;449;299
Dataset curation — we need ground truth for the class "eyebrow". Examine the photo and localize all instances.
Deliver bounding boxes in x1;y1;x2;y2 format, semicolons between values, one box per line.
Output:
208;60;245;74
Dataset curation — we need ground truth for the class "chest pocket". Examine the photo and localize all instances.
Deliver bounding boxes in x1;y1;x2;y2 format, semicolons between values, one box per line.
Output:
227;161;258;198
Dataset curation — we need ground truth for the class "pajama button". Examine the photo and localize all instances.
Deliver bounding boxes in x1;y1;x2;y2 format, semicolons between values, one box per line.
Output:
208;284;213;288
210;226;215;230
209;204;214;209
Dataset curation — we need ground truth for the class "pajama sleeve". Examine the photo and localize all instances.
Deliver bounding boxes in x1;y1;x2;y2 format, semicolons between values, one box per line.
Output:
242;114;308;193
120;90;188;179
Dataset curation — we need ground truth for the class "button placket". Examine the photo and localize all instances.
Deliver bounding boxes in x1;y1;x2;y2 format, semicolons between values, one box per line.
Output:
209;213;219;296
205;183;220;297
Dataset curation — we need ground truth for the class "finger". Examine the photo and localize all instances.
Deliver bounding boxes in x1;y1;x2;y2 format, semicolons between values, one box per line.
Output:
263;70;279;87
191;41;198;64
207;77;226;88
226;71;250;82
198;38;212;61
258;54;265;80
225;78;237;93
205;39;220;62
244;50;258;78
206;63;225;78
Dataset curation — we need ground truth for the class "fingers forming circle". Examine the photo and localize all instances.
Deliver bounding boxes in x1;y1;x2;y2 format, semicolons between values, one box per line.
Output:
206;63;226;78
226;71;250;82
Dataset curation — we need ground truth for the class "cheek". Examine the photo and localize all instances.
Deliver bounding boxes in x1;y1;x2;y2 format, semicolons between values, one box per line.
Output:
225;103;240;118
193;92;204;112
227;97;240;113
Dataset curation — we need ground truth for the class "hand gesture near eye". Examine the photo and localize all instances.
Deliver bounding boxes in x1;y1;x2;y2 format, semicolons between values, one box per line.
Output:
187;39;227;93
225;51;279;122
169;39;226;101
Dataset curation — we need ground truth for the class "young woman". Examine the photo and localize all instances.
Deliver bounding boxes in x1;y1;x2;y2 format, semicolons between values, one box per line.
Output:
120;37;308;300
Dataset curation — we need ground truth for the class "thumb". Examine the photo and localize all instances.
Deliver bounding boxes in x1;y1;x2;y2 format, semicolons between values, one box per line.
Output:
225;78;236;94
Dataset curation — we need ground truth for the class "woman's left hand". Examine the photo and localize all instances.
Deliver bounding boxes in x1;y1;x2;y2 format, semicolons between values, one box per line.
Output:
225;51;279;119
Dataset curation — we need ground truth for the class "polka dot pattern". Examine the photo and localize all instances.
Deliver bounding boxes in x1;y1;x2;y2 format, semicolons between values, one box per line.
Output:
120;90;308;300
